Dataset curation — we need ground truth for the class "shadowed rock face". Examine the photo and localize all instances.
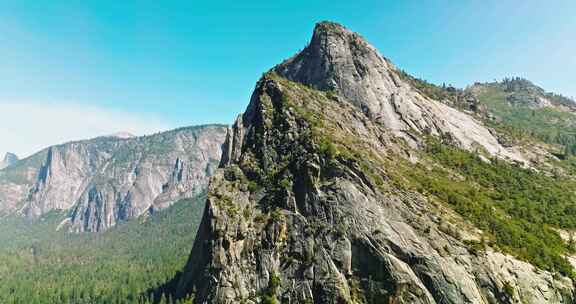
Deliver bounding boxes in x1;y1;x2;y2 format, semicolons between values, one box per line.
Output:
0;125;227;232
0;152;18;170
171;23;574;304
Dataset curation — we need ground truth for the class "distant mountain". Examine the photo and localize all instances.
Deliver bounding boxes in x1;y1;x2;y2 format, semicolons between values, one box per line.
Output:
469;78;576;155
0;152;18;170
165;22;576;304
107;131;136;139
471;77;575;110
0;125;227;232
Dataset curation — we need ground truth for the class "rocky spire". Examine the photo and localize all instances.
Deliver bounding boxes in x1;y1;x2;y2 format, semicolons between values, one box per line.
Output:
275;21;396;117
276;22;524;162
0;152;18;169
164;22;571;304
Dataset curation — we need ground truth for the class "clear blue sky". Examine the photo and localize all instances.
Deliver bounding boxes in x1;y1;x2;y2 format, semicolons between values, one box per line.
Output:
0;1;575;156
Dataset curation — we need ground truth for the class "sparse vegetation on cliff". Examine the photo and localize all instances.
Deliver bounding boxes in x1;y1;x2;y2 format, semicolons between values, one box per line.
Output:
399;139;576;277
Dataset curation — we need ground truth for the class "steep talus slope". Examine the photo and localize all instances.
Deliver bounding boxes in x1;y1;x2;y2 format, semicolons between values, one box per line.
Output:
170;23;574;304
0;125;227;232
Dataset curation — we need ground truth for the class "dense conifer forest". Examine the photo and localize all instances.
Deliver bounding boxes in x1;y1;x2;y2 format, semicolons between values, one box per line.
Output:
0;197;205;304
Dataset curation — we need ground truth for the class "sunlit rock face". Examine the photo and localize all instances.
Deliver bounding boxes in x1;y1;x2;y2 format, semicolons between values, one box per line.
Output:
0;152;18;170
0;125;227;232
170;22;573;304
275;22;524;162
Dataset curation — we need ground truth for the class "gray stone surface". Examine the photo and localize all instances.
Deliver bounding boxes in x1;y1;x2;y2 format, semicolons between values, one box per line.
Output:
0;152;18;170
0;125;227;232
172;23;574;303
275;22;524;163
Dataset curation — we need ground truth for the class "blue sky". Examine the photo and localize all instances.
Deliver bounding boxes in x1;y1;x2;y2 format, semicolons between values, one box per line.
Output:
0;1;575;157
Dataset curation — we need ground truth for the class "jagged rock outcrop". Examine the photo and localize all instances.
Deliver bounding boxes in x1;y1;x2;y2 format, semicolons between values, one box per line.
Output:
170;22;574;304
0;152;18;170
274;22;523;163
0;125;227;232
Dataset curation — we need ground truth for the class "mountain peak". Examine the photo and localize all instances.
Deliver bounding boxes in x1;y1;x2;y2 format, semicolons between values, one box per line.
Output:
471;77;576;110
275;21;391;115
0;152;18;169
309;21;372;51
275;23;523;162
3;152;18;162
312;20;351;37
275;21;382;94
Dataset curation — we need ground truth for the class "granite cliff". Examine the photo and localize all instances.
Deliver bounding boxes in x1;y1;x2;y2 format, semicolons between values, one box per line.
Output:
0;125;227;232
168;22;575;304
0;152;18;170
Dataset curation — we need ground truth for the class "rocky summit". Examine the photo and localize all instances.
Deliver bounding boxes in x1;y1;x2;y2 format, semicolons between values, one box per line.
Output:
0;152;18;170
0;125;227;232
274;22;524;162
167;22;575;304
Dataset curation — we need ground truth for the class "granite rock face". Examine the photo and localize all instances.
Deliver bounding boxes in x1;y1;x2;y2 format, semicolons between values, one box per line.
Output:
0;152;18;170
275;22;524;162
171;23;574;304
0;125;227;232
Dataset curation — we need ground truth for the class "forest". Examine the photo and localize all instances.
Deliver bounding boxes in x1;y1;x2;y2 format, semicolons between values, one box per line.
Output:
0;197;205;304
401;140;576;278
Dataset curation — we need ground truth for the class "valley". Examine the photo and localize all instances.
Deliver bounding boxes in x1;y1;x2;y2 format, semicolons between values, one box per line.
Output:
0;196;204;304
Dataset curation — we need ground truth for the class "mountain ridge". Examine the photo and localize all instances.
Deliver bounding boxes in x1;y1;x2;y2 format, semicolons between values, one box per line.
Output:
0;124;227;232
167;22;575;303
470;77;576;110
275;21;525;163
0;152;18;170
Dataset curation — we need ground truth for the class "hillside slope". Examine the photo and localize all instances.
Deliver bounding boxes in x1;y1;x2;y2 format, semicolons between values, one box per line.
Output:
469;78;576;155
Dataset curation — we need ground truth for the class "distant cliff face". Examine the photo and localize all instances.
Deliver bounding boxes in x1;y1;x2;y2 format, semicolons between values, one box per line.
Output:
169;23;574;304
0;125;227;232
0;152;18;170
